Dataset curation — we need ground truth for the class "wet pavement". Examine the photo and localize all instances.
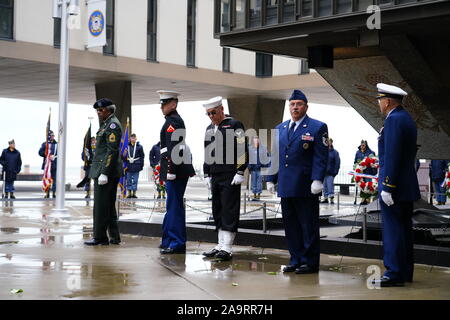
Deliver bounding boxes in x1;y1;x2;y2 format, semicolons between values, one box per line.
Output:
1;180;450;300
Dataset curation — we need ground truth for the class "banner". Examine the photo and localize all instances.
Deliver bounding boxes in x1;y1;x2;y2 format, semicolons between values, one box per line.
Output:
87;0;106;48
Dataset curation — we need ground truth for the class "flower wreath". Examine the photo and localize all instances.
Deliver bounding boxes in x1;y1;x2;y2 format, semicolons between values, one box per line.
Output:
351;155;379;200
445;163;450;198
152;164;166;192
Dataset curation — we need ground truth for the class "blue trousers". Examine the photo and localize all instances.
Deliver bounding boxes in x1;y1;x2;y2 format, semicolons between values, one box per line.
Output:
433;181;446;204
126;172;140;191
281;196;320;268
380;200;414;282
323;175;335;198
161;178;188;249
250;170;262;194
5;181;15;193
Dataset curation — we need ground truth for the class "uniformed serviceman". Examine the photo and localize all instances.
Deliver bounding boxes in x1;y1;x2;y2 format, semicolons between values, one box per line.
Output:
266;89;328;274
373;83;420;287
84;98;123;246
39;130;58;198
202;96;248;261
157;90;195;254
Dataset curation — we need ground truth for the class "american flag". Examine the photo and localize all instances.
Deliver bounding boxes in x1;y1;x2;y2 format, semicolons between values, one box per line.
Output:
118;119;129;198
42;112;53;192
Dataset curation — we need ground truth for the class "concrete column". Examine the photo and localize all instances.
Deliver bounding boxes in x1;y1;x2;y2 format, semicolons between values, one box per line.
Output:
95;81;132;131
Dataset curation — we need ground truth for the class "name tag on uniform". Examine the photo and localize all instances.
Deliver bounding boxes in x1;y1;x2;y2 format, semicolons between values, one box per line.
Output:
301;135;314;141
160;147;168;154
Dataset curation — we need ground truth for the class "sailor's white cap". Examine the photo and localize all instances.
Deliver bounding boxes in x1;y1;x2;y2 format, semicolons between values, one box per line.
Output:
376;83;407;99
157;90;180;104
203;96;223;109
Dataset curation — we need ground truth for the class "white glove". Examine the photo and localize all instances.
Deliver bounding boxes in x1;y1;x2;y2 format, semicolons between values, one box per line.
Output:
231;174;244;185
205;177;211;189
167;173;176;181
311;180;323;194
381;190;394;206
98;174;108;185
267;182;275;193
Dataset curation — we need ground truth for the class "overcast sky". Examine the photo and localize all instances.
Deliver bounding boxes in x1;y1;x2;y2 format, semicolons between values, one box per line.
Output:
0;97;379;173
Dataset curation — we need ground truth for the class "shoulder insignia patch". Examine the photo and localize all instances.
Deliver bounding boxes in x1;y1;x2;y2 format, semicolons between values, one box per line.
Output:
109;123;117;129
109;133;116;143
167;125;175;133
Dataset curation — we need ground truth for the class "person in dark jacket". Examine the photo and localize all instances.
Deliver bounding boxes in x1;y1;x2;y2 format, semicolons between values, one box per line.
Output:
248;136;270;201
123;133;145;198
78;137;96;198
430;159;449;205
321;138;340;204
39;130;57;198
0;140;22;199
149;141;165;199
354;139;376;205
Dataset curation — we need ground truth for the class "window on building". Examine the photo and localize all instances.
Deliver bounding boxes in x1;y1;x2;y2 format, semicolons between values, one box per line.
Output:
318;0;332;16
336;0;352;14
53;17;61;48
223;47;231;72
282;0;295;22
0;0;14;40
249;0;262;27
103;0;115;55
300;0;313;17
220;0;230;32
235;0;246;30
256;52;273;77
357;0;374;11
187;0;196;67
147;0;157;61
265;0;278;25
298;58;309;75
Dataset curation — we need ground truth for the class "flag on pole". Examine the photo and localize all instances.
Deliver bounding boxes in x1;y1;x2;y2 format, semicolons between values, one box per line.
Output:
42;111;53;192
118;118;129;198
87;0;107;48
82;124;92;168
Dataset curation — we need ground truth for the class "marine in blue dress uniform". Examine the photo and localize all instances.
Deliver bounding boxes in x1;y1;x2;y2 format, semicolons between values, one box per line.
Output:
157;90;195;254
374;83;421;287
430;160;449;205
266;90;329;274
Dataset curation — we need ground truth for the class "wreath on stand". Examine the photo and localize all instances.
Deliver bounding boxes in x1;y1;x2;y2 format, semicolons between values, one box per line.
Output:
444;163;450;199
152;164;166;193
351;155;379;200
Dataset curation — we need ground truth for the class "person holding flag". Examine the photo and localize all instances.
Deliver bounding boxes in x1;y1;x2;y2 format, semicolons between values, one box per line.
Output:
118;119;129;199
39;113;58;198
84;98;123;246
77;126;96;199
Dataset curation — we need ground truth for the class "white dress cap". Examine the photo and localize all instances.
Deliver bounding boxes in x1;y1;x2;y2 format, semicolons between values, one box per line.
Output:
157;90;180;103
376;83;407;98
203;96;223;109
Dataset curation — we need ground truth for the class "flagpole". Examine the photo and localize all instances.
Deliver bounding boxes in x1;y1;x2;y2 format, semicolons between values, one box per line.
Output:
54;0;70;213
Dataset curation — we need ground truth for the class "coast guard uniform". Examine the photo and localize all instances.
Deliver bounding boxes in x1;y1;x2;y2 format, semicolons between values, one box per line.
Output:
158;90;195;254
267;90;328;274
376;83;420;286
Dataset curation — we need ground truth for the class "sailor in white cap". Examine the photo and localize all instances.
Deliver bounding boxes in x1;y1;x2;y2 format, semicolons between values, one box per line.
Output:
202;96;248;261
157;90;195;254
373;83;420;287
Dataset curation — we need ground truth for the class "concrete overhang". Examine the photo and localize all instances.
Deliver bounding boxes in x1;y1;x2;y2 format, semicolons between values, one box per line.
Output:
0;40;348;106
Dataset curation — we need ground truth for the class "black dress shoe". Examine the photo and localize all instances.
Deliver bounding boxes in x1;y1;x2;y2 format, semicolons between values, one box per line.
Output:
320;199;329;204
160;247;186;254
372;276;404;287
109;239;121;245
84;239;109;246
215;250;232;261
158;243;166;249
282;265;299;273
203;249;220;257
295;265;319;274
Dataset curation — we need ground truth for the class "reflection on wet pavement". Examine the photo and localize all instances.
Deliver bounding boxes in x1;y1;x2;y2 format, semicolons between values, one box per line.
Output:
1;201;450;300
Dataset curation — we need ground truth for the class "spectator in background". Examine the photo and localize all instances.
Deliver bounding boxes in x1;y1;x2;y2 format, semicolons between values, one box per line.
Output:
248;136;269;201
354;139;376;205
124;133;145;198
321;138;340;204
150;141;165;199
430;159;449;205
0;139;22;199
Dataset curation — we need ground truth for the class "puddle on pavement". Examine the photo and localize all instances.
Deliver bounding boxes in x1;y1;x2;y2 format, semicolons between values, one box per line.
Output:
0;233;89;247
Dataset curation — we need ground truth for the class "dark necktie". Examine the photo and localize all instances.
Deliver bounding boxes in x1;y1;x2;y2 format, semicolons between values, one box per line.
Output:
288;122;296;140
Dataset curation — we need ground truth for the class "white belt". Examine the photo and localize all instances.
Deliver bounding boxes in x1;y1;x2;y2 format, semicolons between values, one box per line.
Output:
160;147;167;154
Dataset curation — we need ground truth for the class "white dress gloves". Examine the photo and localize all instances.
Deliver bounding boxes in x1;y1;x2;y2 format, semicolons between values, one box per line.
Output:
311;180;323;195
98;174;108;185
230;174;244;185
381;190;394;206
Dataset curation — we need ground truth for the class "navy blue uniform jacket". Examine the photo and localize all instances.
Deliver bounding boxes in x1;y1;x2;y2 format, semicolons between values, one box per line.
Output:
268;115;328;198
378;106;420;202
0;148;22;182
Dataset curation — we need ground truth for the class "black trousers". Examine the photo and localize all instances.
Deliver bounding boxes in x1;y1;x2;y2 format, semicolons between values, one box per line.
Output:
93;177;120;241
211;172;241;232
